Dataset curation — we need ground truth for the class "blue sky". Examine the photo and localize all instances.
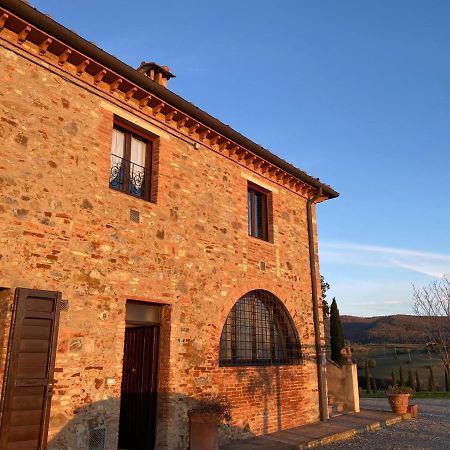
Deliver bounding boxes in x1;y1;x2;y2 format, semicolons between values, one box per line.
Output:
32;1;450;316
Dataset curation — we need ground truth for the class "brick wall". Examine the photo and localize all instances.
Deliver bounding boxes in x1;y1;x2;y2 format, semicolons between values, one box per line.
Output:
0;41;324;449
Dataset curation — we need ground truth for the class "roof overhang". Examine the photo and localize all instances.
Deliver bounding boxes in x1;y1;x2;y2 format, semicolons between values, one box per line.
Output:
0;0;339;201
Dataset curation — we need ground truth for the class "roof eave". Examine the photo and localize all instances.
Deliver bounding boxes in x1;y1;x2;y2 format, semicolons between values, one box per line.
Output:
0;0;339;200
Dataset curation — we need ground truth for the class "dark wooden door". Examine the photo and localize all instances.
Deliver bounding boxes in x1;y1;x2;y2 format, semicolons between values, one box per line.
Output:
0;288;61;450
118;326;159;450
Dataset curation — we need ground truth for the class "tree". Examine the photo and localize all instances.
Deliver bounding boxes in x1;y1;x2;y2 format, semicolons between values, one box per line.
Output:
391;368;397;386
413;276;450;388
330;298;345;364
428;366;436;392
406;369;414;389
321;275;331;318
365;360;372;394
371;376;377;393
399;365;405;386
415;370;422;392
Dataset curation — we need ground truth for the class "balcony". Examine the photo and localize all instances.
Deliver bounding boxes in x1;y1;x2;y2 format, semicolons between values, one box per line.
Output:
109;154;150;200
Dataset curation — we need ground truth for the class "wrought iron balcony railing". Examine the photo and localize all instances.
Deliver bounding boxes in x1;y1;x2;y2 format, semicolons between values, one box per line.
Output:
109;154;150;200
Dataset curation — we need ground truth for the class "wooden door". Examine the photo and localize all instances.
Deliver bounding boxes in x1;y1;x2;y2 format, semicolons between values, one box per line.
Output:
118;326;159;450
0;288;61;450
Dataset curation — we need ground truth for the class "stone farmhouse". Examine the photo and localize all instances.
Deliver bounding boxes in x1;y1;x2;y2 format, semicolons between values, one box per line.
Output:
0;1;339;449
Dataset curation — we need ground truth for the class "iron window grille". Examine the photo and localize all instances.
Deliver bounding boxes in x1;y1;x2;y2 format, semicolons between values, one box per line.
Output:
219;290;302;366
109;124;152;201
248;184;269;241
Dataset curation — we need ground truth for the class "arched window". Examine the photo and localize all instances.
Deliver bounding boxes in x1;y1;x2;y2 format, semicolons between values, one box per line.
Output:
219;290;301;366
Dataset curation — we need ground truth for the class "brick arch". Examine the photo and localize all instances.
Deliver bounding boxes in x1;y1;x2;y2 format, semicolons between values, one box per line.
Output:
212;282;308;356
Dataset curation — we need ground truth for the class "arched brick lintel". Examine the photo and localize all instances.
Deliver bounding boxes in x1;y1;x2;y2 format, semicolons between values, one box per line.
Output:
211;281;310;356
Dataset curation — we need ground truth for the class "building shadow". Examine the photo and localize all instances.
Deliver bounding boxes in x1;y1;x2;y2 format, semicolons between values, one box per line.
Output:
46;393;255;450
232;349;317;436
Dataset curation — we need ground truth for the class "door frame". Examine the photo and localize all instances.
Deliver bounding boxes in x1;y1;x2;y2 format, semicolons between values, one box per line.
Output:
118;301;164;450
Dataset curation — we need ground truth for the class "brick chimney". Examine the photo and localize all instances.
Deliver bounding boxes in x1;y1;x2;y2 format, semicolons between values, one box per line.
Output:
137;62;175;88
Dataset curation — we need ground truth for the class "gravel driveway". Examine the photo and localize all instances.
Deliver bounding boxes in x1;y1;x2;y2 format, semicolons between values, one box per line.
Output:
321;398;450;450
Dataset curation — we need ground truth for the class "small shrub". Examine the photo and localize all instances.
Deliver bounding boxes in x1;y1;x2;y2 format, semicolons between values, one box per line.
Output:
386;385;415;396
190;395;232;422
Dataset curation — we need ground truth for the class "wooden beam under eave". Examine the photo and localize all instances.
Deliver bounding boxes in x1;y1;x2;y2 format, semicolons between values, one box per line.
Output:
299;184;311;195
293;182;303;192
219;140;231;151
94;69;106;84
76;60;90;76
110;78;123;93
287;179;297;189
249;156;261;167
152;102;165;116
188;123;200;135
38;37;52;56
177;116;188;129
17;26;31;45
0;13;9;31
165;110;177;123
237;151;250;161
125;87;137;101
139;95;151;109
281;174;292;184
227;145;240;156
199;130;210;141
209;135;220;146
257;161;270;172
58;48;72;66
260;162;272;174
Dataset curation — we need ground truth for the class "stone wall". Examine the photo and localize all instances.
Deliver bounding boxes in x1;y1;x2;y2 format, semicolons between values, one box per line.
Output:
0;40;325;449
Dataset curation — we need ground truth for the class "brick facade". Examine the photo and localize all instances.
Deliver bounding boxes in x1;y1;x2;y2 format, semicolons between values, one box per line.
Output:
0;4;335;449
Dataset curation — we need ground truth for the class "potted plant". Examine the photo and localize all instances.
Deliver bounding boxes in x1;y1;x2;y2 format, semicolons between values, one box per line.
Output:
385;385;415;414
188;395;232;450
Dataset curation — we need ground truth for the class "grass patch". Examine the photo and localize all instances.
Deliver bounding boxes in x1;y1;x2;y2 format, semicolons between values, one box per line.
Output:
361;391;450;399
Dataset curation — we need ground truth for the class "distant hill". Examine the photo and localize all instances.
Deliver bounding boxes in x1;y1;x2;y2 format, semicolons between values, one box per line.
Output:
341;314;446;344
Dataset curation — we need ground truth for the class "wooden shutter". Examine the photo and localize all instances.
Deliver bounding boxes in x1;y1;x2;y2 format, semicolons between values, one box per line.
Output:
0;288;61;450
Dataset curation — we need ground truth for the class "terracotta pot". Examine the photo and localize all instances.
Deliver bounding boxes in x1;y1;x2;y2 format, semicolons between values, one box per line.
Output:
188;411;220;450
387;393;410;414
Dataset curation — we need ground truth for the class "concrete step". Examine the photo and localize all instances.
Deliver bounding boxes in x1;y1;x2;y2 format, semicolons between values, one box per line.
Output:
220;409;413;450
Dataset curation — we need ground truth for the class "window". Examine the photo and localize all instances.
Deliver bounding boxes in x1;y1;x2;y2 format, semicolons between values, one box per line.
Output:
219;290;301;366
109;123;152;200
247;184;268;241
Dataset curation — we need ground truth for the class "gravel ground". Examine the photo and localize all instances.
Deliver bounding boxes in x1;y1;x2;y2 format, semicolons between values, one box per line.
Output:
320;398;450;450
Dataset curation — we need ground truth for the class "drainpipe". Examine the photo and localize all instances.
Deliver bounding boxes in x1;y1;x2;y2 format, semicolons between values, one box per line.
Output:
307;187;328;421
